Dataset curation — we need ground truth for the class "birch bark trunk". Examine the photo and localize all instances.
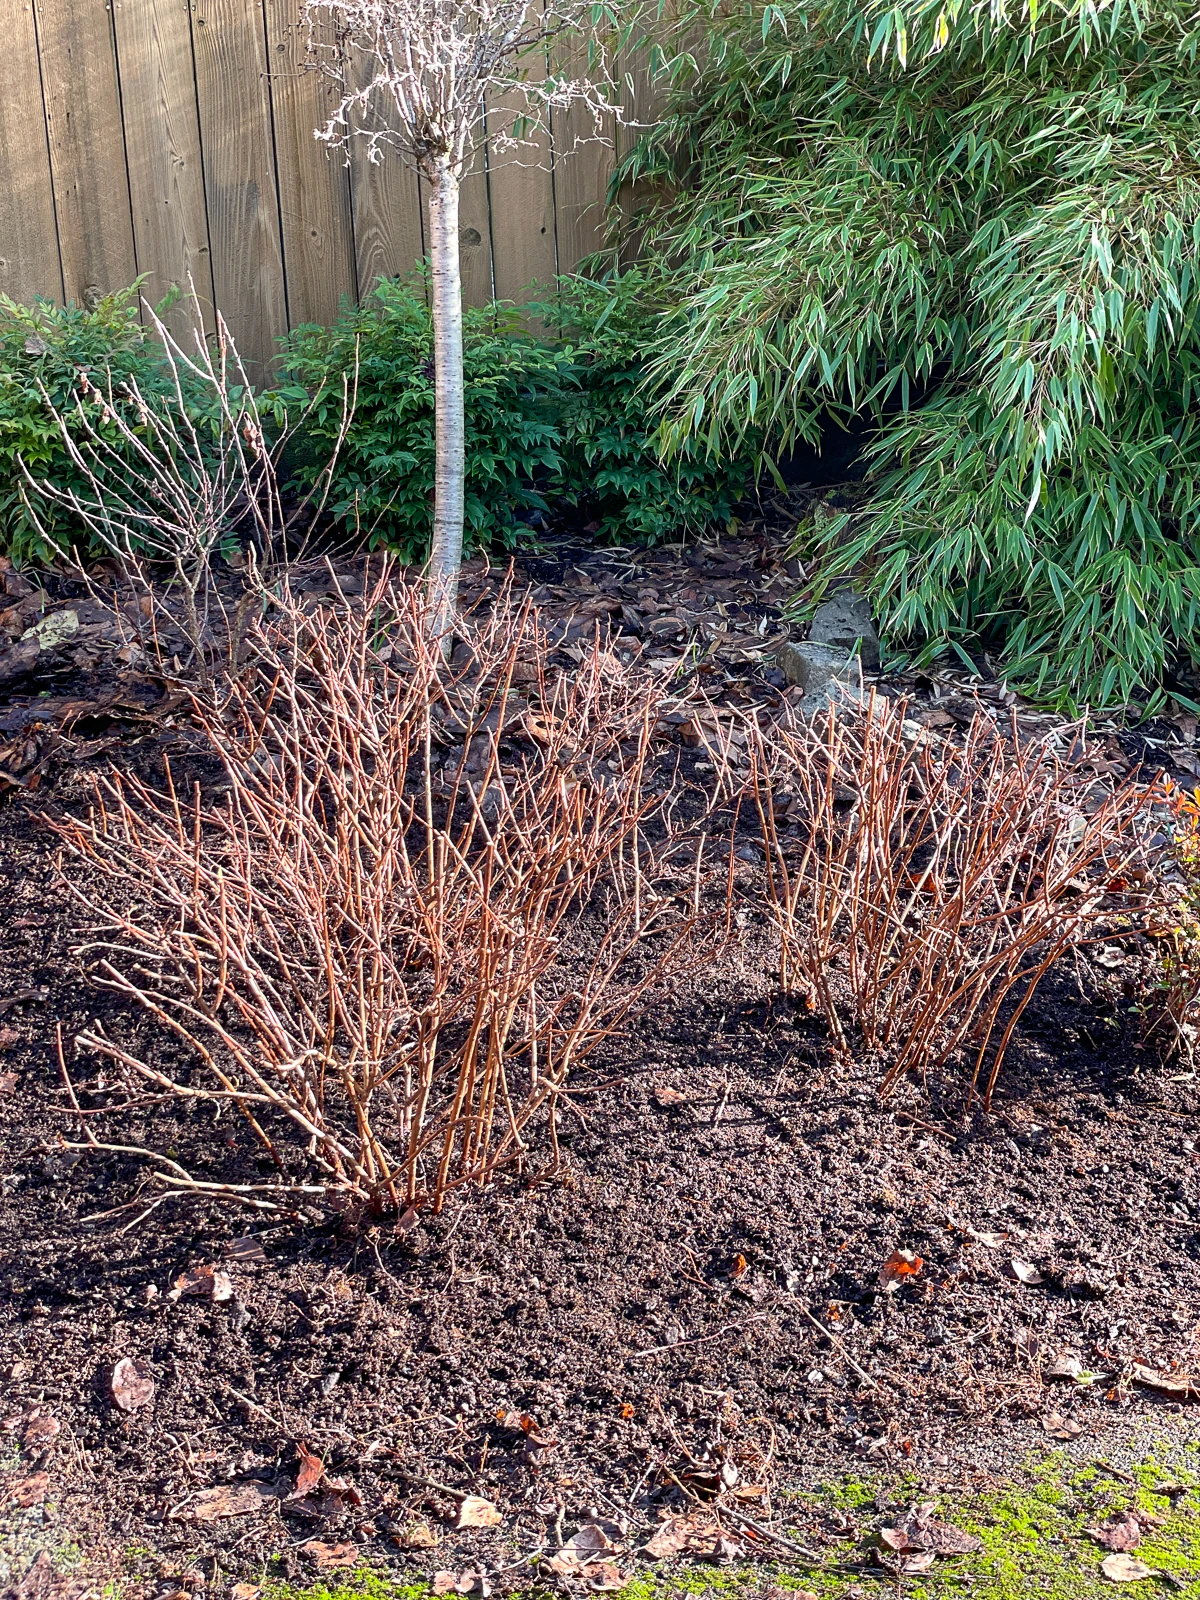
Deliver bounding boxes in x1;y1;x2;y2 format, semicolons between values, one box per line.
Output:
427;156;466;651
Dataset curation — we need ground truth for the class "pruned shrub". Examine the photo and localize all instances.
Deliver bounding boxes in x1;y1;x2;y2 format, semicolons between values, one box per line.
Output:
748;697;1152;1103
53;576;696;1218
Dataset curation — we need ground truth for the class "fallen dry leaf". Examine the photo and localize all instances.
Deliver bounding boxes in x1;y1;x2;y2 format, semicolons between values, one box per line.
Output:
1102;1554;1158;1582
395;1520;439;1550
433;1572;488;1597
3;1472;48;1508
0;1072;16;1094
168;1265;233;1304
896;1552;937;1575
168;1481;279;1522
1009;1258;1044;1285
561;1523;613;1558
1089;1512;1144;1552
878;1250;923;1290
21;1413;59;1451
1130;1363;1200;1401
585;1562;628;1591
0;1026;19;1049
230;1586;260;1600
879;1504;982;1557
455;1495;502;1529
964;1226;1006;1247
1042;1413;1085;1440
300;1542;358;1569
643;1511;722;1559
291;1442;324;1498
1046;1353;1085;1381
224;1236;265;1264
111;1357;155;1413
653;1086;686;1108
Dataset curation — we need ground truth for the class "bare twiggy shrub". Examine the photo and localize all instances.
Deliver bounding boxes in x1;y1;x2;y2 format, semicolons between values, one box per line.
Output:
21;299;353;689
1141;777;1200;1065
748;696;1152;1105
52;575;693;1219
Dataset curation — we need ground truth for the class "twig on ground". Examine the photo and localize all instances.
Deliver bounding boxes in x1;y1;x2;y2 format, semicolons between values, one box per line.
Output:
628;1321;751;1359
790;1300;878;1391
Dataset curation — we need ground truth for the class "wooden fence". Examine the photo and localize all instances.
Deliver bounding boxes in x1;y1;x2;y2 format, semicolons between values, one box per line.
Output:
1;0;657;373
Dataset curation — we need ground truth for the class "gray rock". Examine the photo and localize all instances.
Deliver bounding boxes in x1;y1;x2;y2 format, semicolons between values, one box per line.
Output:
777;641;864;709
809;589;880;670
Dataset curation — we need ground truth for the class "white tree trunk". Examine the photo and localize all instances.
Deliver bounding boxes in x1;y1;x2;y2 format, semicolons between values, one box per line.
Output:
427;157;466;651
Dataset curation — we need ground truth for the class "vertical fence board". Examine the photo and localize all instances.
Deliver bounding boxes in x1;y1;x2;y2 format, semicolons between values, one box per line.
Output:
263;0;358;329
344;53;426;305
458;142;495;308
551;86;615;276
34;0;138;304
113;0;215;339
0;0;62;304
486;96;557;306
191;0;286;373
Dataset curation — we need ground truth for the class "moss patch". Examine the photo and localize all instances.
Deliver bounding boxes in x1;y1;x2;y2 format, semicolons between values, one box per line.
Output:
198;1448;1200;1600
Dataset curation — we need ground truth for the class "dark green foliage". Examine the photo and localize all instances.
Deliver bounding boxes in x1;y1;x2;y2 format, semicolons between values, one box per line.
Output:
276;273;756;554
0;285;188;564
273;279;572;558
539;270;758;543
622;0;1200;706
0;275;755;568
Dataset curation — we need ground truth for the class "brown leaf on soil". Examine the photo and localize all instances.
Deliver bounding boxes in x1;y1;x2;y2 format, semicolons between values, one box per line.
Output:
291;1442;324;1498
230;1586;260;1600
455;1495;502;1529
1042;1413;1085;1440
111;1357;155;1412
584;1562;628;1591
395;1521;439;1550
300;1542;358;1569
1046;1353;1085;1380
21;1413;60;1451
224;1236;266;1264
878;1250;923;1290
433;1572;488;1597
0;1026;19;1049
3;1472;49;1507
643;1511;722;1559
168;1480;280;1521
559;1523;613;1559
168;1264;233;1303
1101;1554;1158;1582
1130;1363;1200;1401
1009;1258;1044;1285
652;1086;686;1108
0;1072;16;1093
879;1505;982;1557
1089;1513;1145;1552
894;1552;937;1575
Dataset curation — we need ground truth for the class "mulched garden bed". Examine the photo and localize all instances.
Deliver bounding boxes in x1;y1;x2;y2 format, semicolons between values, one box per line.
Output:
1;524;1199;1597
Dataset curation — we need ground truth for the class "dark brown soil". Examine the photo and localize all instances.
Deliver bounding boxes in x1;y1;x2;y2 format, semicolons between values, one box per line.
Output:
2;532;1200;1597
